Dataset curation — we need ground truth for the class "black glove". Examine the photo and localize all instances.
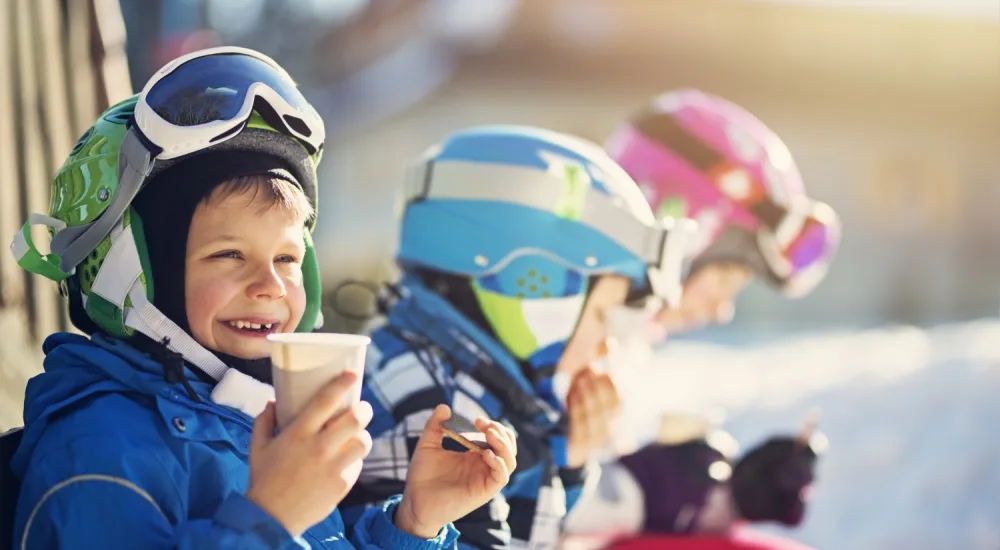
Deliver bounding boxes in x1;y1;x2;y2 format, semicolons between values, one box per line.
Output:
730;435;822;526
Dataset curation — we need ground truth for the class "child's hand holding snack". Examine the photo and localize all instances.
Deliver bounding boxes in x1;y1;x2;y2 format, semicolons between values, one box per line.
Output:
395;405;518;539
566;366;622;468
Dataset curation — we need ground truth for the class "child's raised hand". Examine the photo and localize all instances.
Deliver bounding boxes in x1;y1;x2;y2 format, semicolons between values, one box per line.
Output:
246;372;373;537
566;366;621;468
394;405;517;539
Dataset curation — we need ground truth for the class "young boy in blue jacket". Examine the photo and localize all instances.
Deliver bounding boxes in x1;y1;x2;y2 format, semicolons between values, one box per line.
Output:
8;47;515;550
343;126;695;548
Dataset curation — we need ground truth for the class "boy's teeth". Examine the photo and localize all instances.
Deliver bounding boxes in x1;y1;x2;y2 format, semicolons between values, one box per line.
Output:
228;320;275;331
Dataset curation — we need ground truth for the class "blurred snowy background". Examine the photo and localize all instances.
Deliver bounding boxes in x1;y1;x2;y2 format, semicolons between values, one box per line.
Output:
3;1;999;549
618;321;1000;550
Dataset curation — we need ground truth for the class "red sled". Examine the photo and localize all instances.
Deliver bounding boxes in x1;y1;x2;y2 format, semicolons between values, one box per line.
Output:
606;530;814;550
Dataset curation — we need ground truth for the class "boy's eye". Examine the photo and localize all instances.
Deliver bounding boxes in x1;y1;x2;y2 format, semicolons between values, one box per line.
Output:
275;254;300;264
213;250;243;260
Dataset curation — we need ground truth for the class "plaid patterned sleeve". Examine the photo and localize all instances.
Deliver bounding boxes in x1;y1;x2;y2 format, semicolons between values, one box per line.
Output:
344;348;513;549
559;465;591;513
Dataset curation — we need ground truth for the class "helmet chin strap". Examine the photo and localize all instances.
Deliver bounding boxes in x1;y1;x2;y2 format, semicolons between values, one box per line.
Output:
125;282;229;381
126;281;276;419
93;215;230;381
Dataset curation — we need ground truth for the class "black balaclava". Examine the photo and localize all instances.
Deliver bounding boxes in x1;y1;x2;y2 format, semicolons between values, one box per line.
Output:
131;150;303;385
730;435;819;527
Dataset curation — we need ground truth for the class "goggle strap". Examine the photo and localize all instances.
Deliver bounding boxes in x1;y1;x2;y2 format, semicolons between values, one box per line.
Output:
632;109;720;172
402;159;685;271
50;129;153;273
633;111;795;231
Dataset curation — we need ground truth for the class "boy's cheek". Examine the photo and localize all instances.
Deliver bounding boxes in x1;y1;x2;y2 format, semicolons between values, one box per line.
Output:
185;277;226;327
284;284;308;330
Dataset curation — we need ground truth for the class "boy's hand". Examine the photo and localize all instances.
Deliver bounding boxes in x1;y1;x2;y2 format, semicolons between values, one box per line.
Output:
246;372;373;537
395;405;517;539
566;367;621;468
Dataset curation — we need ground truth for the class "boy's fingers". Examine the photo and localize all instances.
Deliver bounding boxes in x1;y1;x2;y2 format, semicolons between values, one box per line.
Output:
482;421;517;458
593;374;620;413
320;401;374;453
475;417;515;458
328;429;373;473
418;404;451;448
482;449;510;486
296;371;360;435
569;393;589;427
575;369;595;392
578;382;601;416
504;425;518;458
572;409;592;446
485;426;516;473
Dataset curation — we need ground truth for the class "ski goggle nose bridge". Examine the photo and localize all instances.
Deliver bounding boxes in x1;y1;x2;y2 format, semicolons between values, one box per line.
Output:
757;200;840;296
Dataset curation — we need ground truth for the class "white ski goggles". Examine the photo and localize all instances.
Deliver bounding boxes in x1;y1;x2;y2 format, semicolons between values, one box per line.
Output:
46;47;325;277
135;46;324;159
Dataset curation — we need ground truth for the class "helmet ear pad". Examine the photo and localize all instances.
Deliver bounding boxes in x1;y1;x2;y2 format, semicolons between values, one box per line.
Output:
57;205;155;339
298;233;322;331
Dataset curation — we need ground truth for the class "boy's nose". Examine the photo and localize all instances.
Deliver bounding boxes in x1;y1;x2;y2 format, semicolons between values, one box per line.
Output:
247;265;287;299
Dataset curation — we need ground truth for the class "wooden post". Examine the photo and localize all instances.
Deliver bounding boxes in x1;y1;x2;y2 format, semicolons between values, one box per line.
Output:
31;0;76;172
30;0;81;334
0;0;26;309
65;0;99;135
0;0;133;429
13;0;64;340
91;0;132;110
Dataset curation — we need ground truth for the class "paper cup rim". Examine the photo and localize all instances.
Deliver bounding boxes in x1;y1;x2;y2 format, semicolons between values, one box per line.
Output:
266;332;371;348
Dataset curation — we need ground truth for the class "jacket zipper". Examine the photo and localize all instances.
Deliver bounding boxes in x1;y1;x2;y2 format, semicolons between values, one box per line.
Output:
172;392;254;432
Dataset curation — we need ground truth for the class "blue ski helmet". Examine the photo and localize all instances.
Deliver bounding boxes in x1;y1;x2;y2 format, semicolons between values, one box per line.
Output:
396;125;696;360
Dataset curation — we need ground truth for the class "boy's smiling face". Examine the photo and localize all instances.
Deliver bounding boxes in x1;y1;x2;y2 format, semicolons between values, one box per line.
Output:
185;180;309;359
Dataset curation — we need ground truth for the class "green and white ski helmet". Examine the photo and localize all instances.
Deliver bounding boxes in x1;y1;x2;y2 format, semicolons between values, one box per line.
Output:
10;95;325;373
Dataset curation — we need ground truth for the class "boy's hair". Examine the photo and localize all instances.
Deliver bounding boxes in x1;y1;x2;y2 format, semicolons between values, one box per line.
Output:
205;173;314;224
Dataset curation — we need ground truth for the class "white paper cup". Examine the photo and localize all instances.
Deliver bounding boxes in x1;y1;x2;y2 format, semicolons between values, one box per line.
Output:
267;332;371;429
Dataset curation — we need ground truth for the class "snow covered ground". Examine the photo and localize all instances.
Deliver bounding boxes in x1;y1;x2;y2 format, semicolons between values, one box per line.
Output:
613;319;1000;550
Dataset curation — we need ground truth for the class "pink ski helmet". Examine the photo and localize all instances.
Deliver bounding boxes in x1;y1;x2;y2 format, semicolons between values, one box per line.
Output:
606;89;840;298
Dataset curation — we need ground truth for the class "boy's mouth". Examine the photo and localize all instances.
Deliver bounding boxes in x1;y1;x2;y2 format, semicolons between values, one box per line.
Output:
223;318;281;338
